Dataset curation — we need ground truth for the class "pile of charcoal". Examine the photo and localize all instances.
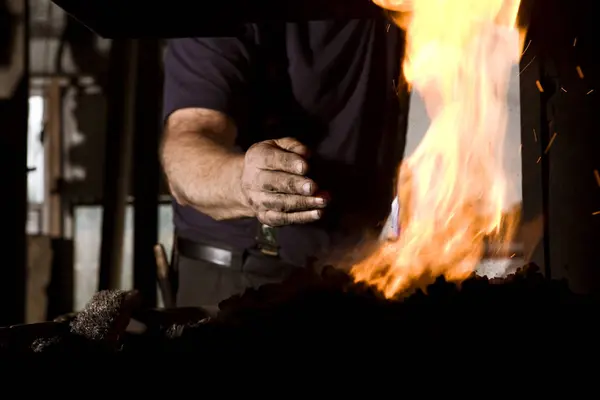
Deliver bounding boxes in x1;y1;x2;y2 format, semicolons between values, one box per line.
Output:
1;263;598;356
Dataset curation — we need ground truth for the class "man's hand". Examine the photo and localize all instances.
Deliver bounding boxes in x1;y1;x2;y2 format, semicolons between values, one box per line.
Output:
240;137;328;226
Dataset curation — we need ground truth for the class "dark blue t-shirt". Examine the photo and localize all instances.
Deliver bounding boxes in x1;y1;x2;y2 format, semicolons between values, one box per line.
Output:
163;19;406;267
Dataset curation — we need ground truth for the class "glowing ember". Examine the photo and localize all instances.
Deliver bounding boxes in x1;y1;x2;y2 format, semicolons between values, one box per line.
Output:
352;0;525;298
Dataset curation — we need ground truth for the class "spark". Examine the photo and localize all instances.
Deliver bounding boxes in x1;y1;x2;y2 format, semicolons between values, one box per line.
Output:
536;156;541;164
561;87;567;92
573;37;578;46
510;253;516;259
593;211;600;216
587;89;594;95
594;169;600;187
519;56;536;76
521;40;532;56
535;80;544;92
387;24;391;32
533;128;538;142
576;66;584;79
544;132;558;154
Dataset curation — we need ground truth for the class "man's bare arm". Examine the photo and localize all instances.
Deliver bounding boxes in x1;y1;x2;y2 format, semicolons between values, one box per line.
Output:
161;107;328;225
161;108;253;220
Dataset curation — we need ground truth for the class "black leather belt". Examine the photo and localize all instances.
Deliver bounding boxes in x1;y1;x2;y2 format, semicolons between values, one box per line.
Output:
176;236;298;278
177;237;244;270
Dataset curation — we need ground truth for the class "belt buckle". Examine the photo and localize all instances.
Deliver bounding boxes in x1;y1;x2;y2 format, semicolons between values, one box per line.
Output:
256;224;279;257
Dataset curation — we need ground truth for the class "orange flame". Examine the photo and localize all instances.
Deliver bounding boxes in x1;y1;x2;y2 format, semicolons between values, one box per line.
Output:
352;0;525;298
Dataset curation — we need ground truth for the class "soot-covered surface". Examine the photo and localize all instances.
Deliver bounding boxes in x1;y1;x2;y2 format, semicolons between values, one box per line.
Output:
1;264;598;355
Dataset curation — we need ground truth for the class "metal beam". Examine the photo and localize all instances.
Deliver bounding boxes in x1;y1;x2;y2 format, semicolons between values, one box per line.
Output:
43;78;63;237
132;39;161;308
521;0;600;293
97;40;138;291
50;0;382;38
0;0;28;326
29;23;63;39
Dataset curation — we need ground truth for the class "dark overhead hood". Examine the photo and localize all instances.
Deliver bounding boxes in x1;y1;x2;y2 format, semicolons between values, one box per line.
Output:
50;0;383;39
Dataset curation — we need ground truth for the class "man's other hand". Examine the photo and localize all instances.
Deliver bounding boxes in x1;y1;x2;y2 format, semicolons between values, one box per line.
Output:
240;137;328;226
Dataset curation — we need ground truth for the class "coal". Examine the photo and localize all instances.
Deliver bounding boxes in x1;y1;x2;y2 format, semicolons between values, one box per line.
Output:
70;289;141;343
1;263;598;356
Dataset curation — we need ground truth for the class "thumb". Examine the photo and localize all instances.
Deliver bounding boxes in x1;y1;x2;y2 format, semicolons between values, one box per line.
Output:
273;137;310;157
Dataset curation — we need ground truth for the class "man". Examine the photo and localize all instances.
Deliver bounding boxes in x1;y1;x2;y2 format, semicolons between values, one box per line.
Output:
161;17;407;308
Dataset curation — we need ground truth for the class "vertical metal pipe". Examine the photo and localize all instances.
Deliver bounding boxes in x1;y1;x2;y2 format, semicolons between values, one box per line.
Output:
97;39;138;290
518;0;547;273
537;65;553;279
0;0;28;326
132;39;161;308
521;0;600;293
43;78;63;238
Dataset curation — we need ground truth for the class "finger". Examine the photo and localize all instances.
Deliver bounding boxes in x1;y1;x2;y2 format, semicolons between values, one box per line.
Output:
273;137;309;157
314;190;331;202
261;148;309;175
258;210;322;227
255;170;317;195
257;192;328;213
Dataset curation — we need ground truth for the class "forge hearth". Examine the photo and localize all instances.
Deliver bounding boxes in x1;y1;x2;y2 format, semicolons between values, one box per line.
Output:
1;263;598;356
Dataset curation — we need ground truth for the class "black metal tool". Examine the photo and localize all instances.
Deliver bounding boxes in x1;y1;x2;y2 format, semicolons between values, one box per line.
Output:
154;244;176;308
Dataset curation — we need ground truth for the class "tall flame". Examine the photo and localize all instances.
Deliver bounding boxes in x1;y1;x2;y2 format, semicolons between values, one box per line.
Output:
352;0;525;298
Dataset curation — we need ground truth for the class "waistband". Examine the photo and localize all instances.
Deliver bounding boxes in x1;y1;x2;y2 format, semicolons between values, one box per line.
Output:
177;237;244;269
176;236;299;277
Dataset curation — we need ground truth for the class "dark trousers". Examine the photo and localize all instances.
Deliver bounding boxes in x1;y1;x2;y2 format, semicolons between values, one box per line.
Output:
174;239;298;309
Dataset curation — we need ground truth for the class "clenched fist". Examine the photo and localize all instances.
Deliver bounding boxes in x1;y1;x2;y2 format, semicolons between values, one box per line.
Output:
240;137;328;226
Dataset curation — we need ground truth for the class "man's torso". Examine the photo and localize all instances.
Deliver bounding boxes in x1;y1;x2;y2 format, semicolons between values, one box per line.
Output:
174;19;406;267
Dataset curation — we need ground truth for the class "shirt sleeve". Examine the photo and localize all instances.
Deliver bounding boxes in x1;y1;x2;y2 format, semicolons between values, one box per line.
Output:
162;33;255;124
